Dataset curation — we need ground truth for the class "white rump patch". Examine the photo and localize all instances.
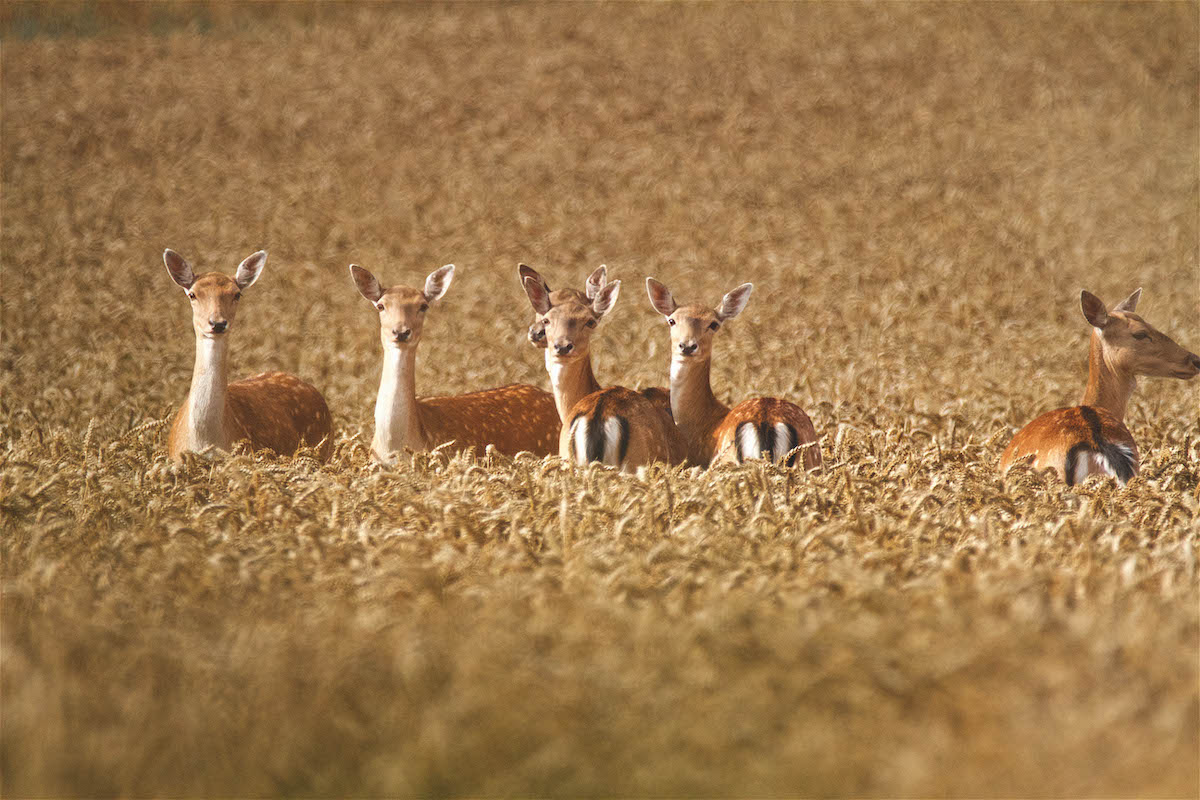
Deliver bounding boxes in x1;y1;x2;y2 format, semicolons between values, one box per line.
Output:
602;416;624;467
1072;445;1136;486
1071;451;1111;486
772;422;794;464
571;417;590;465
736;424;761;461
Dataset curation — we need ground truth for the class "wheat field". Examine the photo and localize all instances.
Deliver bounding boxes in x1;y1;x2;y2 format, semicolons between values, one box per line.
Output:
2;2;1198;796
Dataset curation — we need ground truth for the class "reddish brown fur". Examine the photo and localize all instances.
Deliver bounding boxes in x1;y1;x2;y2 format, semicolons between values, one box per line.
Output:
713;397;822;470
646;279;821;470
1000;405;1136;479
522;272;685;470
1000;289;1198;484
165;251;334;464
558;386;688;468
167;371;334;461
354;263;560;461
638;386;673;418
418;383;561;456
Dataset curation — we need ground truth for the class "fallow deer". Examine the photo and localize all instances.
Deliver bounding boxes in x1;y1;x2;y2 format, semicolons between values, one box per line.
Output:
522;274;686;471
351;263;560;464
520;263;606;347
1000;289;1199;485
165;249;333;463
646;278;821;470
520;264;672;413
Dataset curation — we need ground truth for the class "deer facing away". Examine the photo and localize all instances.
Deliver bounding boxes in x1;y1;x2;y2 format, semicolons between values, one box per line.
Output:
646;278;821;471
351;263;561;464
1000;288;1199;485
164;249;333;463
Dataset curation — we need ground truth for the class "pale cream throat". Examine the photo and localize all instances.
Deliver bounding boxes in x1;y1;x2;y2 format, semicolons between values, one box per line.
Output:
187;335;231;449
376;345;422;449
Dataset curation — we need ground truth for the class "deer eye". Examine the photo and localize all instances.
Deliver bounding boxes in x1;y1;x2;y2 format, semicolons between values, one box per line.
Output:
376;303;385;311
187;292;197;300
419;303;429;312
709;321;720;331
667;318;676;326
1132;331;1150;340
586;319;598;328
234;292;242;301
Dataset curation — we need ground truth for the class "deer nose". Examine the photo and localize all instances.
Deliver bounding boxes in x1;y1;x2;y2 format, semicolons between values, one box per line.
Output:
210;320;228;334
554;342;574;356
1189;353;1200;371
393;328;411;342
679;341;698;356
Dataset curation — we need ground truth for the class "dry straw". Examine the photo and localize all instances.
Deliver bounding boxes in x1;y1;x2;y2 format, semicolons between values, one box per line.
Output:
2;2;1197;796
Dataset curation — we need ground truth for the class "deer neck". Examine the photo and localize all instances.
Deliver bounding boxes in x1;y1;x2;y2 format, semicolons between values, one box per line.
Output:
546;350;601;422
670;354;729;452
184;335;234;454
375;345;424;458
1081;331;1135;421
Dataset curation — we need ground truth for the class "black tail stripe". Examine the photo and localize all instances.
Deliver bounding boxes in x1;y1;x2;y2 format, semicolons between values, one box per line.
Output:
1068;406;1136;484
585;396;607;463
757;421;772;461
734;422;753;463
1078;406;1104;445
615;416;630;465
1099;441;1136;482
1082;404;1137;481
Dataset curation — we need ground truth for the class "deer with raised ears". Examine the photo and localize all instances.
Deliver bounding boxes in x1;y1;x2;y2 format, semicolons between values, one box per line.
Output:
351;263;561;465
519;263;607;348
518;264;672;413
646;278;822;471
1000;288;1199;485
164;249;334;463
521;274;687;471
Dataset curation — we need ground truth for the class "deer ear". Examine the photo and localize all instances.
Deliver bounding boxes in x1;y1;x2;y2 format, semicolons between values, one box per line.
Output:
717;283;753;321
592;279;621;318
519;264;550;293
1112;288;1141;314
1080;290;1110;328
646;278;677;316
235;251;267;290
164;249;195;289
523;275;552;314
585;265;608;300
349;264;384;303
424;264;455;302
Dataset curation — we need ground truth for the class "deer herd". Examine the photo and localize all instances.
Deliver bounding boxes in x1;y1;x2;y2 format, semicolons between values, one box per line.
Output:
164;249;1199;487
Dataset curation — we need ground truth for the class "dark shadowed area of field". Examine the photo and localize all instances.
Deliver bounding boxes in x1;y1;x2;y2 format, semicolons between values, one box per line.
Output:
2;2;1197;796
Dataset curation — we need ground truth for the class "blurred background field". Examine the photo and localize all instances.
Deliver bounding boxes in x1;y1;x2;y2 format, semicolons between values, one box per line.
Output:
2;2;1197;796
